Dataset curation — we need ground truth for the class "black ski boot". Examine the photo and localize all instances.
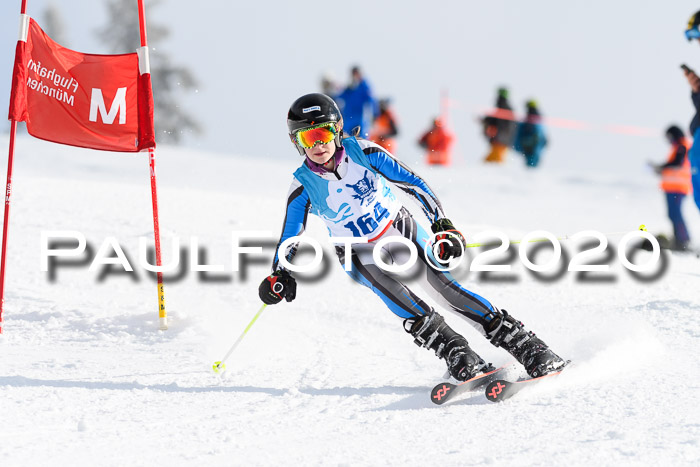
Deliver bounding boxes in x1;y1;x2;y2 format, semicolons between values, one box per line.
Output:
488;309;566;378
405;311;493;381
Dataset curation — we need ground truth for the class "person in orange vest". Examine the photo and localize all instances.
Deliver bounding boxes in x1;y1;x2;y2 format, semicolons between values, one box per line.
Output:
650;125;692;250
482;87;517;163
418;117;453;165
369;99;399;153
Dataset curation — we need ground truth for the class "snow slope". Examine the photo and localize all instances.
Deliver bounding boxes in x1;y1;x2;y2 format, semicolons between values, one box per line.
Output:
0;135;699;466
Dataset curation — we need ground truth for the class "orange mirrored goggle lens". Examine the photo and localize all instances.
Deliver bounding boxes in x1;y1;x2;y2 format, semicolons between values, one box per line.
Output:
295;123;337;148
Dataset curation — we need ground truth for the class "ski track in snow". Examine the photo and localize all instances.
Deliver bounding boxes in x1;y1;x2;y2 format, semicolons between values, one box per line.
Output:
0;136;699;466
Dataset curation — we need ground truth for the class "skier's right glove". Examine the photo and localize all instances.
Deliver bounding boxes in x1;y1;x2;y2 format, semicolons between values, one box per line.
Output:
258;269;297;305
431;218;467;262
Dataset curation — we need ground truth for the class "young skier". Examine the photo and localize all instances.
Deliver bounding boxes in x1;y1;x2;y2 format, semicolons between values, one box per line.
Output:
258;93;566;381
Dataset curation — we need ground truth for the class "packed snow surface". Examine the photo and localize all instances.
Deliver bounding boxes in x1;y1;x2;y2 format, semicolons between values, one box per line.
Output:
0;136;699;466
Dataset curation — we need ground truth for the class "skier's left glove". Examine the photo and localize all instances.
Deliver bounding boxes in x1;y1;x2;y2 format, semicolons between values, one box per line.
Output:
258;269;297;305
431;218;466;262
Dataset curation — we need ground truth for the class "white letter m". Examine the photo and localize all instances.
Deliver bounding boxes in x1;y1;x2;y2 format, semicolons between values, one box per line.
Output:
89;87;127;124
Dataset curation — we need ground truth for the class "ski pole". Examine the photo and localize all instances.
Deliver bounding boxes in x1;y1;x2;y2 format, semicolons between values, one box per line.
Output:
212;280;285;374
212;302;268;374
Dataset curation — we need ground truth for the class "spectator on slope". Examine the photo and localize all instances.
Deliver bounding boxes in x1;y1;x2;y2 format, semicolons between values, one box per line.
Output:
418;117;454;166
648;125;692;250
681;11;700;211
258;93;567;383
369;99;399;153
336;66;378;138
513;100;548;168
482;87;517;163
320;71;339;99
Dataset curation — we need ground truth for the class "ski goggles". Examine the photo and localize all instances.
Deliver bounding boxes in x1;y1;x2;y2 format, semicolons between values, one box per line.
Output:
294;122;337;148
686;27;700;41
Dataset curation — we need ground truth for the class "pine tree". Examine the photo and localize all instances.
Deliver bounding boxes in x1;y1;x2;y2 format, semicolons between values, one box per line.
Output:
43;2;69;47
96;0;201;144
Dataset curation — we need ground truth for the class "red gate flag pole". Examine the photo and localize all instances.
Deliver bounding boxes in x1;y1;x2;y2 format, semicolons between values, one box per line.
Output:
4;0;165;332
137;0;168;331
0;120;17;335
0;0;29;333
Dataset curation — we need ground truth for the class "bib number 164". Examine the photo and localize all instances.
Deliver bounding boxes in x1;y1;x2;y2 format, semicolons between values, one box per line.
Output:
343;202;390;236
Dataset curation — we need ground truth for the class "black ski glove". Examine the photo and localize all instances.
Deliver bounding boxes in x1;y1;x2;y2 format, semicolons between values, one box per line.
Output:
431;218;466;262
258;269;297;305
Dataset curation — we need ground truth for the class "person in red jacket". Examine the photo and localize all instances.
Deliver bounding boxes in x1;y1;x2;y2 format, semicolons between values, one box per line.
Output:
369;99;399;153
418;118;453;165
650;125;692;250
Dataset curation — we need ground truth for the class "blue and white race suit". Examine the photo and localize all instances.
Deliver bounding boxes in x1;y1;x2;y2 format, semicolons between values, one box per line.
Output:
272;137;498;335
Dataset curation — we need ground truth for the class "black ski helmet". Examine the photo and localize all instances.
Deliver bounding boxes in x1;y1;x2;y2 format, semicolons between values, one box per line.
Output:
287;93;343;155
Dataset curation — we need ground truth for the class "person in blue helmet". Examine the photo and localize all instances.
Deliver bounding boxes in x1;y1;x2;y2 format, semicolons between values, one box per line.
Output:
335;66;378;138
513;100;548;168
681;11;700;211
257;93;567;382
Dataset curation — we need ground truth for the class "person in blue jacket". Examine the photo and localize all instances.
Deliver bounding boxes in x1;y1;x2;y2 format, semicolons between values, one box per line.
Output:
257;93;566;382
335;66;378;138
513;100;548;168
682;12;700;210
